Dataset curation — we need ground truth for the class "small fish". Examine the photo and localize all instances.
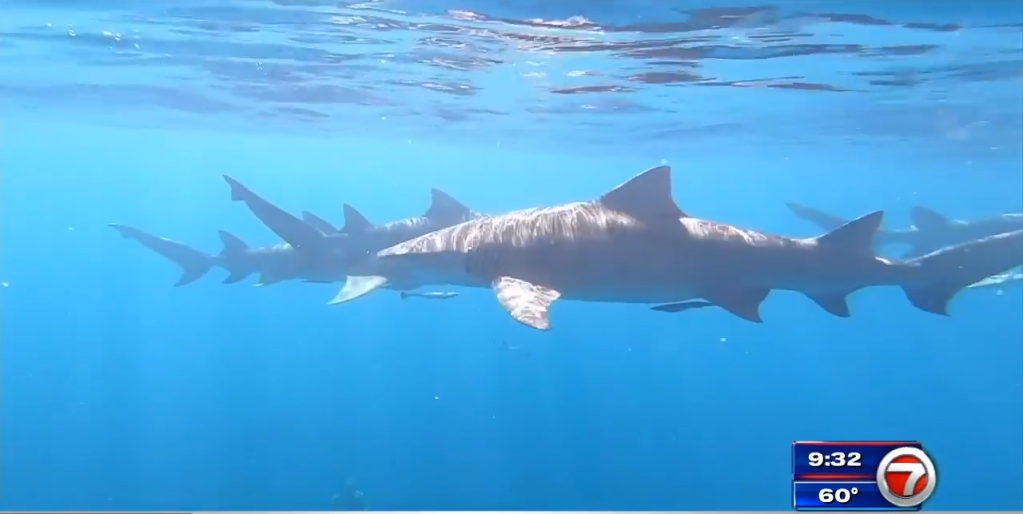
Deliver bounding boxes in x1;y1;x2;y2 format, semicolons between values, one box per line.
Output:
399;291;459;300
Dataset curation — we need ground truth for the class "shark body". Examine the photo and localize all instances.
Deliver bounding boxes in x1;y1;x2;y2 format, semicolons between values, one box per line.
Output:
110;224;345;286
786;202;1023;258
328;166;1023;330
108;224;331;286
222;175;480;287
110;178;480;289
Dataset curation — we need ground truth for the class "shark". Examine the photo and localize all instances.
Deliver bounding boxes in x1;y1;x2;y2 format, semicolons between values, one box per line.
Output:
326;165;1023;331
222;174;481;280
786;202;1023;258
108;224;337;286
110;176;482;289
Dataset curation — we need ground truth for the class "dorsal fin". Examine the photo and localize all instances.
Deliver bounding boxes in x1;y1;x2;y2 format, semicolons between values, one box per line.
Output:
423;188;473;222
302;211;341;235
815;210;883;255
599;165;688;219
341;204;374;234
910;206;952;231
217;230;249;256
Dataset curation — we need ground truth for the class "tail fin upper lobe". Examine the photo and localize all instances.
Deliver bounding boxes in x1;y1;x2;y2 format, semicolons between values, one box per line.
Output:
109;223;215;286
785;202;851;232
223;175;326;250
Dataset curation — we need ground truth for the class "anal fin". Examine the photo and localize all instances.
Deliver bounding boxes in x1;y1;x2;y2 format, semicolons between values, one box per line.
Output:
803;292;853;318
222;272;250;285
492;276;561;331
903;285;959;316
256;277;284;287
701;288;771;323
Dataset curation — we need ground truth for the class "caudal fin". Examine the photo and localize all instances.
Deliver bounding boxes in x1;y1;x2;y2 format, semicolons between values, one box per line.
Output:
903;229;1023;315
109;223;215;286
223;175;254;202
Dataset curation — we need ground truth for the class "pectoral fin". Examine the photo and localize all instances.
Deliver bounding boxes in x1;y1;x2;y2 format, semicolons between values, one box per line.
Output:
328;275;389;305
221;271;250;284
255;272;284;287
492;276;561;331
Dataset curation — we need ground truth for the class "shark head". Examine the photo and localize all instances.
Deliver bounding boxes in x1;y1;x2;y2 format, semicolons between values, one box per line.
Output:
326;164;686;329
327;230;476;304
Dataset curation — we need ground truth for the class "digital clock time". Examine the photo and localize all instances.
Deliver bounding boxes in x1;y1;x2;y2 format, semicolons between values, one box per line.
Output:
809;451;863;467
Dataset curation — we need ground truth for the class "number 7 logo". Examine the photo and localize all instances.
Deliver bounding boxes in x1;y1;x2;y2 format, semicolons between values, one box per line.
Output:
877;447;938;508
886;462;927;496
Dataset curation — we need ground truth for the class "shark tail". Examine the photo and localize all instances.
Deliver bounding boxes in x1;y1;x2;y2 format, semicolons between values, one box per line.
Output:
302;211;341;235
902;229;1023;315
785;202;850;231
223;175;253;202
170;255;215;287
109;223;215;287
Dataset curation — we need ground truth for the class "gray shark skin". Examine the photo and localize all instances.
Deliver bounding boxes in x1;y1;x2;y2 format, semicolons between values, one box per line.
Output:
222;174;481;278
108;224;336;287
108;224;219;286
328;166;1023;331
786;202;1023;258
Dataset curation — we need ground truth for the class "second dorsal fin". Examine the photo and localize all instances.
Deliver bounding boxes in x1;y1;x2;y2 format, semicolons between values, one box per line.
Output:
217;230;249;256
910;206;953;231
815;211;883;256
341;204;374;234
423;188;473;223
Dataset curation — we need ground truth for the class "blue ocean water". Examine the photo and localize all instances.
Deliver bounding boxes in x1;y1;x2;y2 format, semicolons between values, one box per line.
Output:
1;0;1022;511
